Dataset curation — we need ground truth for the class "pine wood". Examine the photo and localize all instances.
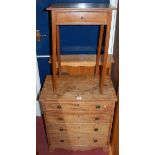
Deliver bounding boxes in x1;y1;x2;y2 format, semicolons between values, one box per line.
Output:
45;113;112;124
47;3;116;11
110;4;119;155
51;11;57;90
100;12;112;93
39;75;117;152
48;54;115;76
39;75;117;102
48;133;108;147
43;101;114;113
46;123;110;135
47;3;115;92
56;26;61;75
51;54;114;67
56;12;108;25
95;25;104;76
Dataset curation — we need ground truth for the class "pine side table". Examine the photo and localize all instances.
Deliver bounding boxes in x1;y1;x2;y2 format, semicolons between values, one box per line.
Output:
46;3;116;93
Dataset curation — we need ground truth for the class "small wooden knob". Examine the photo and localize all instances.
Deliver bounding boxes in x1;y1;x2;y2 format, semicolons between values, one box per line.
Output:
60;140;64;142
81;16;84;19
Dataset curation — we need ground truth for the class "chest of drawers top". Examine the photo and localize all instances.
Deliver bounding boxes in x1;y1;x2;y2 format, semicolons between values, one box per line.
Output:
39;75;117;103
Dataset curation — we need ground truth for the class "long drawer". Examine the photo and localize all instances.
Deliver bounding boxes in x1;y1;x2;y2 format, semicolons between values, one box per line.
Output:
48;133;108;147
46;123;110;136
49;144;108;152
45;112;112;124
43;101;114;113
56;12;108;25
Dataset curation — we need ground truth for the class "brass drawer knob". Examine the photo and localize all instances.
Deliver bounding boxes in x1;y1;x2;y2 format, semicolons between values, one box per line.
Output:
94;139;98;143
60;140;64;142
58;117;63;120
94;128;98;131
96;105;101;109
57;105;62;109
95;117;100;120
59;128;64;131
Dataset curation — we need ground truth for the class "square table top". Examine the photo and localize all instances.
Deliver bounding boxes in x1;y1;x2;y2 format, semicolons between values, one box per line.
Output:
47;3;116;11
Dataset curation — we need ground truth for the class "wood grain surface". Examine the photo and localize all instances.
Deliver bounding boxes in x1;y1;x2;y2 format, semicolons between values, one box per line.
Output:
39;75;117;152
41;3;116;152
39;75;117;102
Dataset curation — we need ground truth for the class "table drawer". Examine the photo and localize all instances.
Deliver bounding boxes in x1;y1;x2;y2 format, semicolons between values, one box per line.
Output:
48;133;108;146
45;112;112;124
43;102;114;113
56;12;108;25
46;123;110;135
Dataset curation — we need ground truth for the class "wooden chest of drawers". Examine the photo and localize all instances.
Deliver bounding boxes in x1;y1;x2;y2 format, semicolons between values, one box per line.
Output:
39;75;117;152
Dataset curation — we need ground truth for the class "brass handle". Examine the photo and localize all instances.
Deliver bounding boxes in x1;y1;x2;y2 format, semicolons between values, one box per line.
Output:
95;117;100;120
94;139;98;143
58;117;63;120
59;128;64;131
57;105;62;109
96;105;101;109
60;140;64;142
94;128;98;131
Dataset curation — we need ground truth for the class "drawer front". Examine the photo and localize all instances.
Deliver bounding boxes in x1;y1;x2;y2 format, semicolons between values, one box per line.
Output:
48;133;108;147
56;12;108;25
49;144;108;152
43;102;114;113
46;123;110;136
45;112;112;124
